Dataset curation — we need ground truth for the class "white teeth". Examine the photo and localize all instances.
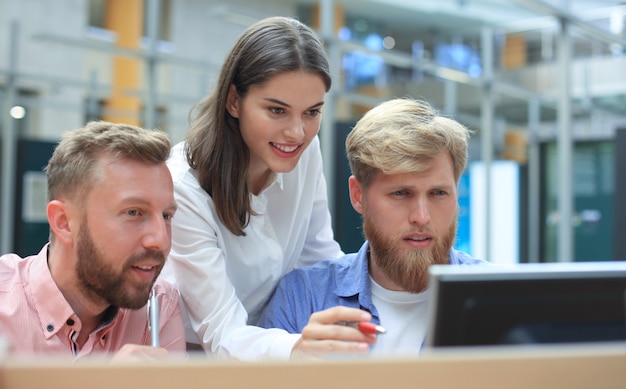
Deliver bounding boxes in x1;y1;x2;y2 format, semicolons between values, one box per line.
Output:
272;143;298;153
137;266;152;270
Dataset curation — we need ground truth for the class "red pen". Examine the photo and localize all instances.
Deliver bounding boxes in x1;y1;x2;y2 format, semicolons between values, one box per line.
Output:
336;321;386;335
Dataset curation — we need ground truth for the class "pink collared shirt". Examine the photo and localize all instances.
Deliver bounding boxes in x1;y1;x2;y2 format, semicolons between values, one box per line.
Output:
0;244;186;359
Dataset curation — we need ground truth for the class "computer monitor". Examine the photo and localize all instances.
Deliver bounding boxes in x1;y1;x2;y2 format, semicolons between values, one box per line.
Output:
425;261;626;348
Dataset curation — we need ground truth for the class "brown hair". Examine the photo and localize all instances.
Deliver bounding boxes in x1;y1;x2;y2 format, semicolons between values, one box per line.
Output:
184;16;331;236
46;120;172;203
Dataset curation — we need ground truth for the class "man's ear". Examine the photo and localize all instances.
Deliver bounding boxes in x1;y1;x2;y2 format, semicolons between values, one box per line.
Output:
47;200;75;247
226;84;240;118
348;175;364;215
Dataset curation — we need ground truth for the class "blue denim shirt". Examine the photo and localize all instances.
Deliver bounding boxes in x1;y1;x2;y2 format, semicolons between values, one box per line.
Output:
257;241;487;333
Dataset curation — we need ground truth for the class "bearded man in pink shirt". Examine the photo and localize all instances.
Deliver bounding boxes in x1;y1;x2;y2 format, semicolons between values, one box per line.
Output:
0;121;185;360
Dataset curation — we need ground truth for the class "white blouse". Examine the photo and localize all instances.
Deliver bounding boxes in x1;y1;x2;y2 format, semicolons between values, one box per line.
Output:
160;136;343;361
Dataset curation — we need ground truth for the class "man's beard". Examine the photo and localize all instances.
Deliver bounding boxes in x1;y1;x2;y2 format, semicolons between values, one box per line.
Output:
75;217;165;309
364;210;457;294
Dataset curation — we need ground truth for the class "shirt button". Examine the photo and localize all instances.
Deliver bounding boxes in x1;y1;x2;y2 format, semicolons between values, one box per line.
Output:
66;319;75;326
46;324;54;332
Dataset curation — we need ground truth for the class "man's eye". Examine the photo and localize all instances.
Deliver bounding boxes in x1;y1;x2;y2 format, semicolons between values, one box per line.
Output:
127;209;139;216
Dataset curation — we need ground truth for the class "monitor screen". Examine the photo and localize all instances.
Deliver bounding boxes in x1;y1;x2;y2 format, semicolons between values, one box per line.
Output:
425;262;626;348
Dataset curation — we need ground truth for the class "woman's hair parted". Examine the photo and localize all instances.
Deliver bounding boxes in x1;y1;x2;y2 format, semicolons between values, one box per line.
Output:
184;16;332;236
346;98;471;189
45;120;172;204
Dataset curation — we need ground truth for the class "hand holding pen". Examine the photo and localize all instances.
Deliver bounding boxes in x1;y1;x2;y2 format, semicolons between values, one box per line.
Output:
291;306;381;359
336;320;386;335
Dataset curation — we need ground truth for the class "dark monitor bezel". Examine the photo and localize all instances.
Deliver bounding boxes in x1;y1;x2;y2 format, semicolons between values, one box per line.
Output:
425;262;626;348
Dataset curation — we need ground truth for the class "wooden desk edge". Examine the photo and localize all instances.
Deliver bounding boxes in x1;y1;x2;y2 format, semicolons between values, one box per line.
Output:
2;342;626;389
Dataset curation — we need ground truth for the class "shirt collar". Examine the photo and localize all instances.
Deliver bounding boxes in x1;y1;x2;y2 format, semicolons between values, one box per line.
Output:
98;305;119;329
30;244;121;341
333;242;376;312
333;242;462;318
263;171;283;192
251;173;283;211
93;305;120;345
28;244;77;339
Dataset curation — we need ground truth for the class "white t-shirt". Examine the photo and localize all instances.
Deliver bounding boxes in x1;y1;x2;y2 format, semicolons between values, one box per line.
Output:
161;137;343;361
369;276;431;356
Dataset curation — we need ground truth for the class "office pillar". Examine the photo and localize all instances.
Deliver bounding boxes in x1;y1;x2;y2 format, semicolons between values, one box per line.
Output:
480;26;494;262
102;0;143;125
614;128;626;260
556;18;574;262
527;99;541;262
312;0;343;220
1;20;19;254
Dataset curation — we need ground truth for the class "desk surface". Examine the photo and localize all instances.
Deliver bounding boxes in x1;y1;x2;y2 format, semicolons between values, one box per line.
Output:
2;343;626;389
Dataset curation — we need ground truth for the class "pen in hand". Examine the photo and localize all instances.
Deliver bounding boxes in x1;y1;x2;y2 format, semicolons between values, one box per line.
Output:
148;288;160;347
336;321;386;335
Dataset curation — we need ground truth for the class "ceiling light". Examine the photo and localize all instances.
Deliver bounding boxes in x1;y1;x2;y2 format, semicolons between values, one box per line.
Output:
383;36;396;49
9;105;25;119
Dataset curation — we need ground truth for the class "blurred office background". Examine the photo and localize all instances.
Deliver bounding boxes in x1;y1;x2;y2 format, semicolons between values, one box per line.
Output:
1;0;625;264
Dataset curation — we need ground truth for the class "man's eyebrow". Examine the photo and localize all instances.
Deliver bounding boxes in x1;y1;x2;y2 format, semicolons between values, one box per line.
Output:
120;197;151;206
119;198;178;212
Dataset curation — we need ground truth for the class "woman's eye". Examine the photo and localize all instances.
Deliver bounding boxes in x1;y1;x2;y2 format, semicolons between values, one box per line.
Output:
307;109;321;117
270;107;285;114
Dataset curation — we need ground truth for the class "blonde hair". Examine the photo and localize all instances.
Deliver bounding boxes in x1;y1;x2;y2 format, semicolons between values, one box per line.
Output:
346;98;470;188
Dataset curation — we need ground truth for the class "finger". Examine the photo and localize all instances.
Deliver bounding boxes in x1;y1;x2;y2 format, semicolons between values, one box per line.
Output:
309;306;371;325
302;321;378;344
